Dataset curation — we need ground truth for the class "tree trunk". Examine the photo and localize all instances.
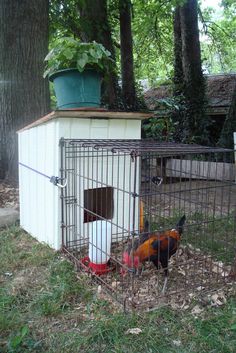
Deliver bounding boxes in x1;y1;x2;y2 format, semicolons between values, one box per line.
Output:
79;0;119;109
173;7;183;96
172;6;186;142
218;82;236;149
119;0;137;110
179;0;210;145
0;0;50;181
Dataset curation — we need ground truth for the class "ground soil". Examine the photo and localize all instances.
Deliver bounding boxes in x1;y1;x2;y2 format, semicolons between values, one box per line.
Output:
0;181;19;209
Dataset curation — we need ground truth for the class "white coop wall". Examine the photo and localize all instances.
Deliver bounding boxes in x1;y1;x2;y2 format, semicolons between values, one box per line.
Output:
18;121;60;249
18;111;147;250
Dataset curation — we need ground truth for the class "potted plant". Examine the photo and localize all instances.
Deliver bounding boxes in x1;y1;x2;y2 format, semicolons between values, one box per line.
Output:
43;37;112;109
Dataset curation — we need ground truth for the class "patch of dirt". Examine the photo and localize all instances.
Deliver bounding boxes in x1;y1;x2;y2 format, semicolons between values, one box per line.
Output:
69;242;235;312
0;181;19;209
8;267;49;296
110;244;235;311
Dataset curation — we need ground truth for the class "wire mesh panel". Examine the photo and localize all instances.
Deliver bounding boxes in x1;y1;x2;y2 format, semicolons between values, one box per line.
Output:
60;139;236;310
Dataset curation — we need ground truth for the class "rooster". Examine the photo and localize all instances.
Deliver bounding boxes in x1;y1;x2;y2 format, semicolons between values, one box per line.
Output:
122;215;186;293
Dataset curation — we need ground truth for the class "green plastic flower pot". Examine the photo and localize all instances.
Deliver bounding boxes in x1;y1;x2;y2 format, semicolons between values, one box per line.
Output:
49;68;101;109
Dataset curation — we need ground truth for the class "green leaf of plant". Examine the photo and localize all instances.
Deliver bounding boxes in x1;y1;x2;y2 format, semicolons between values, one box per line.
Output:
44;49;55;61
21;325;29;338
43;68;51;79
77;53;88;71
230;323;236;330
63;48;74;60
89;48;97;58
43;37;111;77
10;335;23;348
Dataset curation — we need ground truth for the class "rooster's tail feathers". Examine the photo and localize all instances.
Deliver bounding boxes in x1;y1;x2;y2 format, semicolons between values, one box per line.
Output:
144;219;150;233
176;215;186;235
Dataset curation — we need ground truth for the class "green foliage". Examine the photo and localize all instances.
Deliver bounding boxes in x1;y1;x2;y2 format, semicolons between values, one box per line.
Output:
49;0;82;39
7;326;28;352
0;226;54;272
48;0;236;84
0;288;20;333
200;1;236;74
172;77;210;145
142;96;183;140
142;116;175;141
44;37;112;78
6;326;40;353
132;0;175;83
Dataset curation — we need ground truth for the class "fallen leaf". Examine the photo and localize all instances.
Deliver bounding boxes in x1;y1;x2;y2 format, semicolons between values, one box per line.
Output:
173;340;181;347
191;305;204;316
212;265;220;274
196;286;205;291
4;272;13;277
178;268;186;276
183;305;190;310
112;281;120;288
210;292;226;307
221;271;230;277
125;328;142;335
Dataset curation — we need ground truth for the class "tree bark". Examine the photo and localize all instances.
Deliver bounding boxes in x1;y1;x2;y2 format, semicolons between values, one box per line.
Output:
218;82;236;149
0;0;50;181
179;0;210;145
173;7;183;96
119;0;137;110
79;0;119;109
172;7;186;142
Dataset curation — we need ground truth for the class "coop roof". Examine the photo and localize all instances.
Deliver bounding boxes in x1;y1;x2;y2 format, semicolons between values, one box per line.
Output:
63;139;232;156
144;73;236;116
17;109;152;133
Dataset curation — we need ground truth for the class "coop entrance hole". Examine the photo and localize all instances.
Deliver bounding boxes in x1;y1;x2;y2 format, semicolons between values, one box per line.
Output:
84;187;114;223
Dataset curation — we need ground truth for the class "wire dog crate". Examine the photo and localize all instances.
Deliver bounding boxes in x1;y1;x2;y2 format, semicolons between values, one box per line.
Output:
60;139;236;310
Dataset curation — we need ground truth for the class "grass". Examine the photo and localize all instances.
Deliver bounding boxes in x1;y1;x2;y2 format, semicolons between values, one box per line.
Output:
185;212;236;263
33;260;92;316
0;226;236;352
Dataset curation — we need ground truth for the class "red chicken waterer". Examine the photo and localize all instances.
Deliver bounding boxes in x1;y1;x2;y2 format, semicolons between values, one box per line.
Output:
81;256;112;275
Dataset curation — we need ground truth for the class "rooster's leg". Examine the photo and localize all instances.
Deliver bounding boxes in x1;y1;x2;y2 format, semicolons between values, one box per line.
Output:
141;264;145;275
153;258;168;293
160;258;169;293
162;270;168;294
136;264;145;276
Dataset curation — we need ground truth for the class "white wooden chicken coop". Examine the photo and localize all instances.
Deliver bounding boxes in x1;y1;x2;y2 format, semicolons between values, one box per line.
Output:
18;113;236;310
18;110;150;250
